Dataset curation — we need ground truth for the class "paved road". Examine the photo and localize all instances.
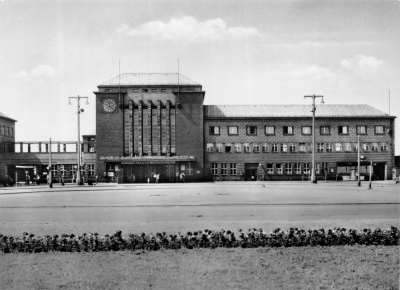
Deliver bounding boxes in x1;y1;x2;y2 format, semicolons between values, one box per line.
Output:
0;181;398;236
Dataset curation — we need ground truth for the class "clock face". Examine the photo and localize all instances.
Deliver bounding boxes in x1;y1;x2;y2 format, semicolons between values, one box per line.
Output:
103;99;117;113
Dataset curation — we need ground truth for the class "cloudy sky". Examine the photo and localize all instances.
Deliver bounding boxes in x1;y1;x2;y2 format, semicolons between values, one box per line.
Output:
1;0;399;153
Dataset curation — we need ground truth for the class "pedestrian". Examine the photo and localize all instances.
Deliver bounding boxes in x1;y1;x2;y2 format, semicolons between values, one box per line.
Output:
182;172;185;183
95;174;99;184
3;175;8;187
72;173;76;184
46;174;49;185
36;174;40;185
153;173;157;183
147;177;150;184
25;174;30;186
132;174;135;183
61;173;65;186
156;174;160;183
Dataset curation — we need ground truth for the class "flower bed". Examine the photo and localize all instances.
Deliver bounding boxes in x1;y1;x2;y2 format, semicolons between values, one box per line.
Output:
1;227;398;253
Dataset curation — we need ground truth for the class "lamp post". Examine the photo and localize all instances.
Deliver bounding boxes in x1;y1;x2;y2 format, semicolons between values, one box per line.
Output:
304;94;324;184
357;135;361;187
68;96;89;186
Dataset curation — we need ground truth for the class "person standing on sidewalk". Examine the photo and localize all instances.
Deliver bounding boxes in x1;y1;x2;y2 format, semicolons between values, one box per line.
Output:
25;173;30;186
61;174;65;186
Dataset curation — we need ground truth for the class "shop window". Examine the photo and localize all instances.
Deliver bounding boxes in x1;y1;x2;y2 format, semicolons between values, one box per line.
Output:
357;126;367;135
317;143;324;152
225;143;232;153
299;143;306;152
265;126;275;135
228;126;238;135
326;143;333;152
303;163;310;174
302;126;311;135
320;126;330;135
345;143;352;152
51;165;58;177
88;164;95;176
375;126;384;135
235;143;241;153
363;143;370;151
338;126;349;135
294;163;301;174
285;163;292;174
317;163;327;174
262;143;269;153
211;163;218;175
246;126;257;135
381;143;388;151
244;143;250;153
60;165;66;176
289;143;296;152
187;162;193;175
253;143;260;153
335;143;342;152
371;143;379;151
281;143;287;152
230;163;237;175
209;126;220;135
206;143;214;152
276;164;283;174
266;163;274;174
283;126;293;135
221;163;228;175
216;143;223;152
272;143;278;152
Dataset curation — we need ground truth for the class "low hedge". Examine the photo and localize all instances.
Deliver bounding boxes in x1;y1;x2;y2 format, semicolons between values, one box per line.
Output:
1;227;398;253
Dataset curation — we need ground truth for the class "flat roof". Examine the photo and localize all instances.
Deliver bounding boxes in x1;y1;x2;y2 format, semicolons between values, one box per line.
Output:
99;73;200;86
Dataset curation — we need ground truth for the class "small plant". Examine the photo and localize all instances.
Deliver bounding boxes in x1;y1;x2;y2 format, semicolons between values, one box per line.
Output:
0;227;398;254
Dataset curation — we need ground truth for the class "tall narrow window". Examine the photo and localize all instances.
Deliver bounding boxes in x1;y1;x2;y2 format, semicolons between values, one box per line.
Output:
276;164;283;174
289;143;296;152
266;163;273;174
206;143;214;152
302;126;311;135
303;163;310;174
285;163;292;174
281;143;287;152
88;164;95;176
10;128;13;138
216;143;223;152
221;163;228;175
371;143;379;151
299;143;306;152
317;143;324;152
363;143;370;151
211;163;218;175
326;143;333;152
335;143;342;152
230;163;237;175
253;143;260;153
381;143;388;151
52;165;58;177
262;143;269;153
246;126;257;135
225;143;232;153
272;143;278;152
345;143;352;152
235;143;241;152
187;162;193;175
294;163;301;174
244;143;250;152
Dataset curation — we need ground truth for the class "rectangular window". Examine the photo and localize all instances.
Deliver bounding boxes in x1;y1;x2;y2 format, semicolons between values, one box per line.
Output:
299;143;306;152
211;163;218;175
302;126;311;135
230;163;237;175
265;126;275;135
225;143;232;153
244;143;250;152
51;165;58;177
335;143;342;152
289;143;296;152
60;165;66;176
381;143;388;151
344;143;352;152
317;163;327;174
320;126;330;135
216;143;223;152
326;143;333;152
10;128;13;138
161;89;167;93
235;143;241;153
375;125;384;135
1;126;4;135
294;163;301;174
228;126;238;135
276;164;283;174
371;143;379;151
88;164;95;176
6;127;9;137
272;143;278;152
354;143;358;152
221;163;228;175
253;143;260;153
285;163;292;174
283;126;293;135
266;163;273;174
151;89;157;92
281;143;287;152
142;89;148;92
317;143;324;152
262;143;269;153
303;163;310;174
363;143;370;151
206;143;214;152
338;126;349;135
209;126;220;135
246;126;257;135
187;162;193;175
132;89;139;93
357;126;367;135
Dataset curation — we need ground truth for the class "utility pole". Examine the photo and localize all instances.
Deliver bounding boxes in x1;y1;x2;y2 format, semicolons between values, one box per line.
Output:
49;138;52;188
304;94;324;184
358;135;361;187
69;96;89;186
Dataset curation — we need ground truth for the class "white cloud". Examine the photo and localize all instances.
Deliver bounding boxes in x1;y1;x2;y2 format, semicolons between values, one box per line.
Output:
341;55;382;71
275;65;338;83
15;65;56;83
116;17;260;41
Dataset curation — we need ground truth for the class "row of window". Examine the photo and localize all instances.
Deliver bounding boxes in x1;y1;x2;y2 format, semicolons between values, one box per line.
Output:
209;125;386;136
49;164;96;177
211;163;327;175
206;142;388;153
0;125;13;138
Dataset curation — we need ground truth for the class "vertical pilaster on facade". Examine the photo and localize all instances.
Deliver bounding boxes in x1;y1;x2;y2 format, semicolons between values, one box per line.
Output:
27;143;31;153
129;100;133;156
138;100;143;157
75;142;78;153
157;100;161;156
45;143;48;153
166;100;171;156
20;142;23;153
38;142;41;153
147;101;152;156
63;144;66;152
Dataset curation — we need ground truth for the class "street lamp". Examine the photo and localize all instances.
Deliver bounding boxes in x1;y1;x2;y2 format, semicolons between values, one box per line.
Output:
69;96;89;186
357;135;361;187
304;94;324;184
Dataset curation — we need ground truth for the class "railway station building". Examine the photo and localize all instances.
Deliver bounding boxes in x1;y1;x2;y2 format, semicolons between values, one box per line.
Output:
0;73;397;183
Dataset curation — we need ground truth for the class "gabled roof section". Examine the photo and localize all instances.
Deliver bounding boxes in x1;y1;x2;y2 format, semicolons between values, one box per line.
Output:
0;112;17;122
99;73;200;86
204;105;390;118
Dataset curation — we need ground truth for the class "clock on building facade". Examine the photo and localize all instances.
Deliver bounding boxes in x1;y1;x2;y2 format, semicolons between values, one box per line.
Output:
102;98;117;113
